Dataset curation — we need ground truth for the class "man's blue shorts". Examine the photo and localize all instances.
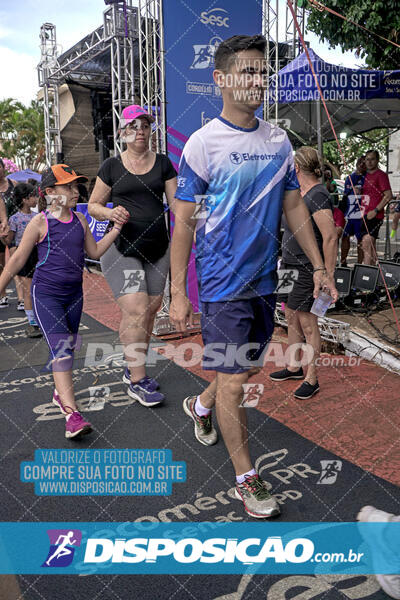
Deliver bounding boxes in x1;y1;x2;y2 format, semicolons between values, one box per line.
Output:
201;294;276;374
343;218;363;241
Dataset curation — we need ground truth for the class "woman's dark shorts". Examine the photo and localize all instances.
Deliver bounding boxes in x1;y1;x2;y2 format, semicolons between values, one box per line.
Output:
282;261;314;313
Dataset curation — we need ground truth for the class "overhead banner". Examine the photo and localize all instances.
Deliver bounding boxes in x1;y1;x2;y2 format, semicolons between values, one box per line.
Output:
163;1;263;310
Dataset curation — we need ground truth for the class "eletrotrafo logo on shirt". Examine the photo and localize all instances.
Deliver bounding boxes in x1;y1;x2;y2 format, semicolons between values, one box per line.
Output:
229;152;283;164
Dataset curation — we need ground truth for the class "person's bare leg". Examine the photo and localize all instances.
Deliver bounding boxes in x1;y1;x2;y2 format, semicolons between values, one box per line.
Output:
144;294;163;347
199;378;217;409
199;366;260;411
298;311;320;385
118;292;149;382
9;247;23;302
357;240;364;264
215;370;252;475
285;307;304;371
0;252;5;299
21;277;32;310
391;212;400;235
52;362;77;412
362;234;376;265
341;236;350;265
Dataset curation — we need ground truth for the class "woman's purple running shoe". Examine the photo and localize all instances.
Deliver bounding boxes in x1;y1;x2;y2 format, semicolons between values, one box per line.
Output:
65;412;92;439
127;378;164;406
123;368;160;391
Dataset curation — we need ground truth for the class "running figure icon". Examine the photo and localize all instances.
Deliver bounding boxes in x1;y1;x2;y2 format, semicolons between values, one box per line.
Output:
45;531;77;566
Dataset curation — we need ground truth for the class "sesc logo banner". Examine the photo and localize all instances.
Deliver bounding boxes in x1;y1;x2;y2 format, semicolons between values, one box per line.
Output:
200;8;229;28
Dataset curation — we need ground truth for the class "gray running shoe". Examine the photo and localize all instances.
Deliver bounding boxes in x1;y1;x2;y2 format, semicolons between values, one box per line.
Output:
235;474;280;518
26;324;42;338
183;395;217;446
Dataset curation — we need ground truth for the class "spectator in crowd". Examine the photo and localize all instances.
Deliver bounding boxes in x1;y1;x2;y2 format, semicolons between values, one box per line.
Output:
361;150;393;265
271;146;338;400
0;183;41;337
390;193;400;239
323;165;339;207
0;158;19;309
340;156;366;265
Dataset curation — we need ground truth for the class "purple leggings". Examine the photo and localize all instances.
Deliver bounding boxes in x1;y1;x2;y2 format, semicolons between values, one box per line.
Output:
32;283;83;371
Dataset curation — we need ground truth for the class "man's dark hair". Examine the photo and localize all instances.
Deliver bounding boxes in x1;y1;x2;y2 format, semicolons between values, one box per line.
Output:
214;35;267;72
365;149;379;161
0;158;4;168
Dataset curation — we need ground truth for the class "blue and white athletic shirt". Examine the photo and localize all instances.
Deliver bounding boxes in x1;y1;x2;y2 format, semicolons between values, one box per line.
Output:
175;116;299;302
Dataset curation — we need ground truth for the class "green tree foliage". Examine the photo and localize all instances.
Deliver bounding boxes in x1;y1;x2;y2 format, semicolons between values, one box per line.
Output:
305;0;400;69
323;128;388;176
0;98;45;171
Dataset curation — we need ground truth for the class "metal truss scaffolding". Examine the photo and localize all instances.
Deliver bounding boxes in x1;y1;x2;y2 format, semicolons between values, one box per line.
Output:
38;24;62;166
138;0;167;154
262;0;306;124
285;0;306;59
138;0;170;331
38;2;139;164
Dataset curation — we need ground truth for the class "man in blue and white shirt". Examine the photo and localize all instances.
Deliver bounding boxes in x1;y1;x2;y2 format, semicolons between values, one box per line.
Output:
170;34;337;519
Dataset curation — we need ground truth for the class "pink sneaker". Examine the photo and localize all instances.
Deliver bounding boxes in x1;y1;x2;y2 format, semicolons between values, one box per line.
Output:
52;390;67;415
65;412;92;439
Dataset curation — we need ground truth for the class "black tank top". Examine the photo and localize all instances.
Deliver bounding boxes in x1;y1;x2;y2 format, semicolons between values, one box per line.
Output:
0;179;16;218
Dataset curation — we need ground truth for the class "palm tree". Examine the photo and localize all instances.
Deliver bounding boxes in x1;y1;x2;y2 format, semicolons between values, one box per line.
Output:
0;98;45;171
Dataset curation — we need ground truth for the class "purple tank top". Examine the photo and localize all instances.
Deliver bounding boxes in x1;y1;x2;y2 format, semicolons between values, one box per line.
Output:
33;210;85;291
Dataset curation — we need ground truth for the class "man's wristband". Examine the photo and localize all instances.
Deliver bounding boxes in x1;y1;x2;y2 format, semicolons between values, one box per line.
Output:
373;208;379;214
313;266;326;273
113;226;122;232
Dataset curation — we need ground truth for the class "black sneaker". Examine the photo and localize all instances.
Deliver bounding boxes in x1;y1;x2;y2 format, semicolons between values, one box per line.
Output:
294;380;320;399
269;367;304;381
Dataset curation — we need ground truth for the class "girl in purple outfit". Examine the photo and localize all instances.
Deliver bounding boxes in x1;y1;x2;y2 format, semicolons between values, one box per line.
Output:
0;164;127;439
0;182;41;337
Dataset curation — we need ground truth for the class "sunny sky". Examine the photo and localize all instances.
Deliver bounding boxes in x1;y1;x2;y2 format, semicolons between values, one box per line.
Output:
0;0;361;106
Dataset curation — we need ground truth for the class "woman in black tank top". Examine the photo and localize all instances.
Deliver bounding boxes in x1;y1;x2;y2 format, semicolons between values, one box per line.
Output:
0;158;17;308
